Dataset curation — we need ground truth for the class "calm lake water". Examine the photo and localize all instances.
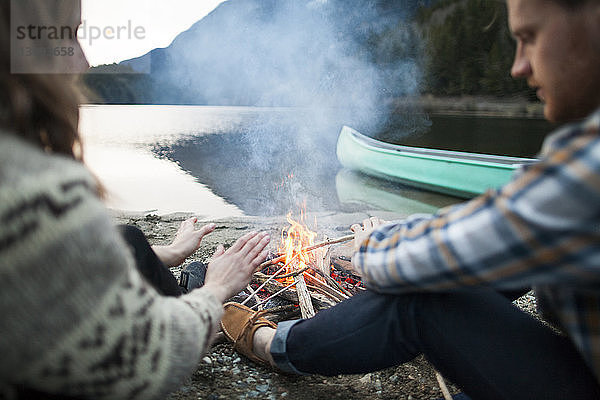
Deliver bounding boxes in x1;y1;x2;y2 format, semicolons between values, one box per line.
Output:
79;105;554;218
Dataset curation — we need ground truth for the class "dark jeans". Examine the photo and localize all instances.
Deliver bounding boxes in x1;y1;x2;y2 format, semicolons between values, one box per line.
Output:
118;225;185;297
272;289;600;400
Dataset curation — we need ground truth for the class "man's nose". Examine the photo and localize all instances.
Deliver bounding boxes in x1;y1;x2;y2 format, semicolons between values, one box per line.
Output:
511;51;532;78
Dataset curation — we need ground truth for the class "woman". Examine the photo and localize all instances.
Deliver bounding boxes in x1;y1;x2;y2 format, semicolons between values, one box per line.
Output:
0;1;270;399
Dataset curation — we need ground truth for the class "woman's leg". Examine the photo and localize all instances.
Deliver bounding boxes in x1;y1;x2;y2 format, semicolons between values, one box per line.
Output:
271;289;600;400
118;225;184;297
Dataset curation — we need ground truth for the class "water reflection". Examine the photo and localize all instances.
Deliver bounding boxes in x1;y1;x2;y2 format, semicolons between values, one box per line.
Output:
80;105;553;217
154;131;341;216
335;169;460;215
379;114;554;157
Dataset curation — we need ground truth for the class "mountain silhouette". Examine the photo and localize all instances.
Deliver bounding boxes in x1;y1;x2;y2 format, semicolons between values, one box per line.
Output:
89;0;427;108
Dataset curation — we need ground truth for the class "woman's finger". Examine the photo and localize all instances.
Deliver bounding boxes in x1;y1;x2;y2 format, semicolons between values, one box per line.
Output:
243;234;270;264
196;223;216;240
240;231;269;255
350;223;361;232
252;249;271;272
228;231;259;253
211;244;225;260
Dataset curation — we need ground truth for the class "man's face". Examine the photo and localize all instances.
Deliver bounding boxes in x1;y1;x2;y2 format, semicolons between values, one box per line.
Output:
508;0;600;123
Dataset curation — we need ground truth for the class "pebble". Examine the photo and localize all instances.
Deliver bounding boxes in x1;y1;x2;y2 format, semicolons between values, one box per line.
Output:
202;357;212;364
247;390;259;397
179;386;191;393
374;379;382;391
256;384;269;393
233;357;241;364
281;392;288;398
232;367;241;374
246;377;256;384
359;374;372;384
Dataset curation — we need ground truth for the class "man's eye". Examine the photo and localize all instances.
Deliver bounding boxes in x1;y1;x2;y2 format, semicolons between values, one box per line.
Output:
520;33;534;44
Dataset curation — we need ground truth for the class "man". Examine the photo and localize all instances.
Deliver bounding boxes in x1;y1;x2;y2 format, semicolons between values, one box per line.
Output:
222;0;600;399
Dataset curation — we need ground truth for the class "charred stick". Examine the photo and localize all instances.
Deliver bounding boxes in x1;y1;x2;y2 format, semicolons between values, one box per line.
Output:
246;284;262;310
242;253;301;306
241;265;285;306
309;266;353;297
250;281;297;309
276;266;309;279
303;234;355;253
259;234;355;269
262;304;297;314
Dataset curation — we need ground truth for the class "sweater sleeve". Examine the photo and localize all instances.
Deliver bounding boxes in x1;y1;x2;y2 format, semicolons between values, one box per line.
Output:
0;141;222;399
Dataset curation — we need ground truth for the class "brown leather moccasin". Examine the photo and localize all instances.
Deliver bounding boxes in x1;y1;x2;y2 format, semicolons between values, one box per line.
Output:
221;302;277;365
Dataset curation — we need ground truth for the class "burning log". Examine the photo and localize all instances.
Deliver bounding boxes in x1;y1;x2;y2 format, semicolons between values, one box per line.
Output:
303;273;348;303
252;272;337;308
294;274;315;318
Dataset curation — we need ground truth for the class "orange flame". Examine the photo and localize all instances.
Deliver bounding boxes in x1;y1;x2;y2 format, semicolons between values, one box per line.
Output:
277;209;317;283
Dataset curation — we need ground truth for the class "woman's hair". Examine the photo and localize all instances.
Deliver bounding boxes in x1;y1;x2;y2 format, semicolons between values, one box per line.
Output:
0;0;83;161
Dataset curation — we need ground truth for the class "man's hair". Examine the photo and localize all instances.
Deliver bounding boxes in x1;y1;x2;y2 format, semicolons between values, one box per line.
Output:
553;0;595;8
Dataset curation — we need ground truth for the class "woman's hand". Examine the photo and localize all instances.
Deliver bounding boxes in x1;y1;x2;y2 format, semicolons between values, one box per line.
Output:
202;231;270;303
153;217;216;267
350;217;386;252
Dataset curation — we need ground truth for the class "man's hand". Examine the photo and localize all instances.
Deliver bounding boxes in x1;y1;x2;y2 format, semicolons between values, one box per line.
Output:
153;217;216;267
202;231;270;303
350;217;386;252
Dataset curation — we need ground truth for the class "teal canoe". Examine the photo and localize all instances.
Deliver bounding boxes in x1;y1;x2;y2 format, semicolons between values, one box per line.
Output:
336;126;538;198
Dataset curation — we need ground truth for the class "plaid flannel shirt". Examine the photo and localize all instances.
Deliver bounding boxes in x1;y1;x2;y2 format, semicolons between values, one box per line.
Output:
354;109;600;381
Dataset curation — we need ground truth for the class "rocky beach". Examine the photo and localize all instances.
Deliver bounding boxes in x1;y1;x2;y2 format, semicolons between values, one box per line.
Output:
110;210;538;400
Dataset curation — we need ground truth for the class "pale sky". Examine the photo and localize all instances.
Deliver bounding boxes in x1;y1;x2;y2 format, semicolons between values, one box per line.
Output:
80;0;226;66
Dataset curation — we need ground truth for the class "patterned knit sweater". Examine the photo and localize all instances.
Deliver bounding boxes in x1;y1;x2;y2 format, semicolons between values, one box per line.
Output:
0;132;223;399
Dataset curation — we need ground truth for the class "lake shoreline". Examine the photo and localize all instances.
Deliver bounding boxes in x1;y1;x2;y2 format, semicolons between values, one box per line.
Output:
82;95;545;119
393;95;545;119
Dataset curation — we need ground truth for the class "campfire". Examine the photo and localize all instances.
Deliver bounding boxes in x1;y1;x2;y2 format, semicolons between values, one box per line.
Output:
232;211;454;400
239;209;364;319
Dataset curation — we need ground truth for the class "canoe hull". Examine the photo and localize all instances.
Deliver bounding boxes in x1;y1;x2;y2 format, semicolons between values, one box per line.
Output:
336;126;537;198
